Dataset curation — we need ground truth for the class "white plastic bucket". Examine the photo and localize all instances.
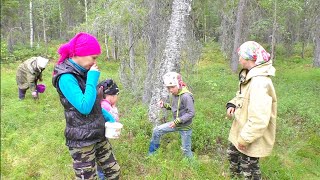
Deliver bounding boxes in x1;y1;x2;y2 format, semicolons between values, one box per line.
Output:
105;122;123;139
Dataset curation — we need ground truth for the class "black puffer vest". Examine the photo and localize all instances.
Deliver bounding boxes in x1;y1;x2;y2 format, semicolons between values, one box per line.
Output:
52;60;105;148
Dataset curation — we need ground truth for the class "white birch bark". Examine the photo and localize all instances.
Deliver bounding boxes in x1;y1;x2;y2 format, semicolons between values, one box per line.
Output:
104;25;110;60
85;0;88;31
29;0;33;48
148;0;192;125
314;13;320;67
270;0;277;61
42;7;47;44
58;1;62;38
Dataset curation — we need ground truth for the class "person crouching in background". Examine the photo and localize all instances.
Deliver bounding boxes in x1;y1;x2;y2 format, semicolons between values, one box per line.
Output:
16;56;49;100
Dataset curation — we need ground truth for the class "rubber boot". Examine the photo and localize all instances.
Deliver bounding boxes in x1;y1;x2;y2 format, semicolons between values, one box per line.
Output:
148;142;160;155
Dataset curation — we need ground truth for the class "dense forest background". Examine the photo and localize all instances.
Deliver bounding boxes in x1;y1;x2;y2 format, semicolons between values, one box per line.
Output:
2;0;319;122
1;0;320;179
2;0;319;69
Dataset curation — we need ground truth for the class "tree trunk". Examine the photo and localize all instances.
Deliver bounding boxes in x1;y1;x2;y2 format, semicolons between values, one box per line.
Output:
42;7;47;45
29;0;33;48
142;0;162;104
85;0;88;31
128;21;136;90
148;0;192;125
314;14;320;67
270;0;277;61
104;27;110;60
58;1;62;38
113;33;118;60
300;0;308;59
219;1;235;60
231;0;247;72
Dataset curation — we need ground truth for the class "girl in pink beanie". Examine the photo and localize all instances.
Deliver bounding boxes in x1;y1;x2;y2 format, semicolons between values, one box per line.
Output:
52;32;120;179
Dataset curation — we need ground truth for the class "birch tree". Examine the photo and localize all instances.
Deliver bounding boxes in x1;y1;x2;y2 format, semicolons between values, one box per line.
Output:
30;0;33;48
58;1;62;38
148;0;192;125
313;4;320;67
85;0;88;31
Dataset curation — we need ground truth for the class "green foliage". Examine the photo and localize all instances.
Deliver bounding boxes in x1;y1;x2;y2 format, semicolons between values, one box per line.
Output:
1;42;319;179
0;41;60;63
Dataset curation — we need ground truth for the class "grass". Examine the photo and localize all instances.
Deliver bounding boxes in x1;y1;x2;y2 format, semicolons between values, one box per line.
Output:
1;43;320;179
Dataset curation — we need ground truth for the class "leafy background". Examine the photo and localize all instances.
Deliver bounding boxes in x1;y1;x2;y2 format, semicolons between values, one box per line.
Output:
1;42;320;179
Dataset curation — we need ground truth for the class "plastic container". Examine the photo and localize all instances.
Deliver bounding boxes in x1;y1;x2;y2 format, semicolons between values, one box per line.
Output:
36;84;46;93
105;122;123;139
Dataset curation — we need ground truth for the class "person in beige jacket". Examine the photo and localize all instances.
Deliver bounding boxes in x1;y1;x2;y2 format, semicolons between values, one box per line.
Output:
226;41;277;180
16;56;49;100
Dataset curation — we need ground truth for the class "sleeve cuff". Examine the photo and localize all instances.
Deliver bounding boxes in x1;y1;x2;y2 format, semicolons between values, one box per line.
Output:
237;135;250;146
87;70;100;85
164;103;171;109
173;118;181;125
226;103;236;109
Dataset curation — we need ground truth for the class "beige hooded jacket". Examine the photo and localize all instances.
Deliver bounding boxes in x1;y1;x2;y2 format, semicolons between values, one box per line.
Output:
228;61;277;157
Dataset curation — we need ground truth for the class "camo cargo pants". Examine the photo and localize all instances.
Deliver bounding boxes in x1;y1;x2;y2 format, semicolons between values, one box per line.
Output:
227;143;261;180
69;139;120;180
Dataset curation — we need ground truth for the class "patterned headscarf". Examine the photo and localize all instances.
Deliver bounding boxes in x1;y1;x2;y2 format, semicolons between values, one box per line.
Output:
237;41;270;65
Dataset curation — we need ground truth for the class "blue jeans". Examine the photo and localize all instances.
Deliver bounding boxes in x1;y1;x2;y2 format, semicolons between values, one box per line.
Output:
150;122;193;157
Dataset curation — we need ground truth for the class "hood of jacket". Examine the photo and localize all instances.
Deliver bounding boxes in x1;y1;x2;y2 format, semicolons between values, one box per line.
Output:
240;61;276;84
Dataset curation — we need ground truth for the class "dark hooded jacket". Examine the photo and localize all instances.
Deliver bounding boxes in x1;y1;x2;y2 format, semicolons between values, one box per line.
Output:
52;60;105;148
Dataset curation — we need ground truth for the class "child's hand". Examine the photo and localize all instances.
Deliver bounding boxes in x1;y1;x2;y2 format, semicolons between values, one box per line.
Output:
237;143;246;151
32;91;38;99
226;107;235;119
158;100;164;108
169;122;176;128
97;86;103;100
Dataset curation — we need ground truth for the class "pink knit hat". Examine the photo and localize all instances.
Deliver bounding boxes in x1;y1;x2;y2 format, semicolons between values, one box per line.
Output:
57;32;101;64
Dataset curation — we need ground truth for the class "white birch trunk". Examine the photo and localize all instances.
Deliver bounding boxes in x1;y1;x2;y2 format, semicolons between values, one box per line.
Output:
58;1;62;38
314;13;320;67
148;0;192;125
104;26;110;60
29;0;33;48
270;0;277;61
42;8;47;44
85;0;88;31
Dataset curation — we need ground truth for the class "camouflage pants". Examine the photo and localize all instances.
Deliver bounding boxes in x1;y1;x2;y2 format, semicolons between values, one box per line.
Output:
227;143;261;180
68;139;120;180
